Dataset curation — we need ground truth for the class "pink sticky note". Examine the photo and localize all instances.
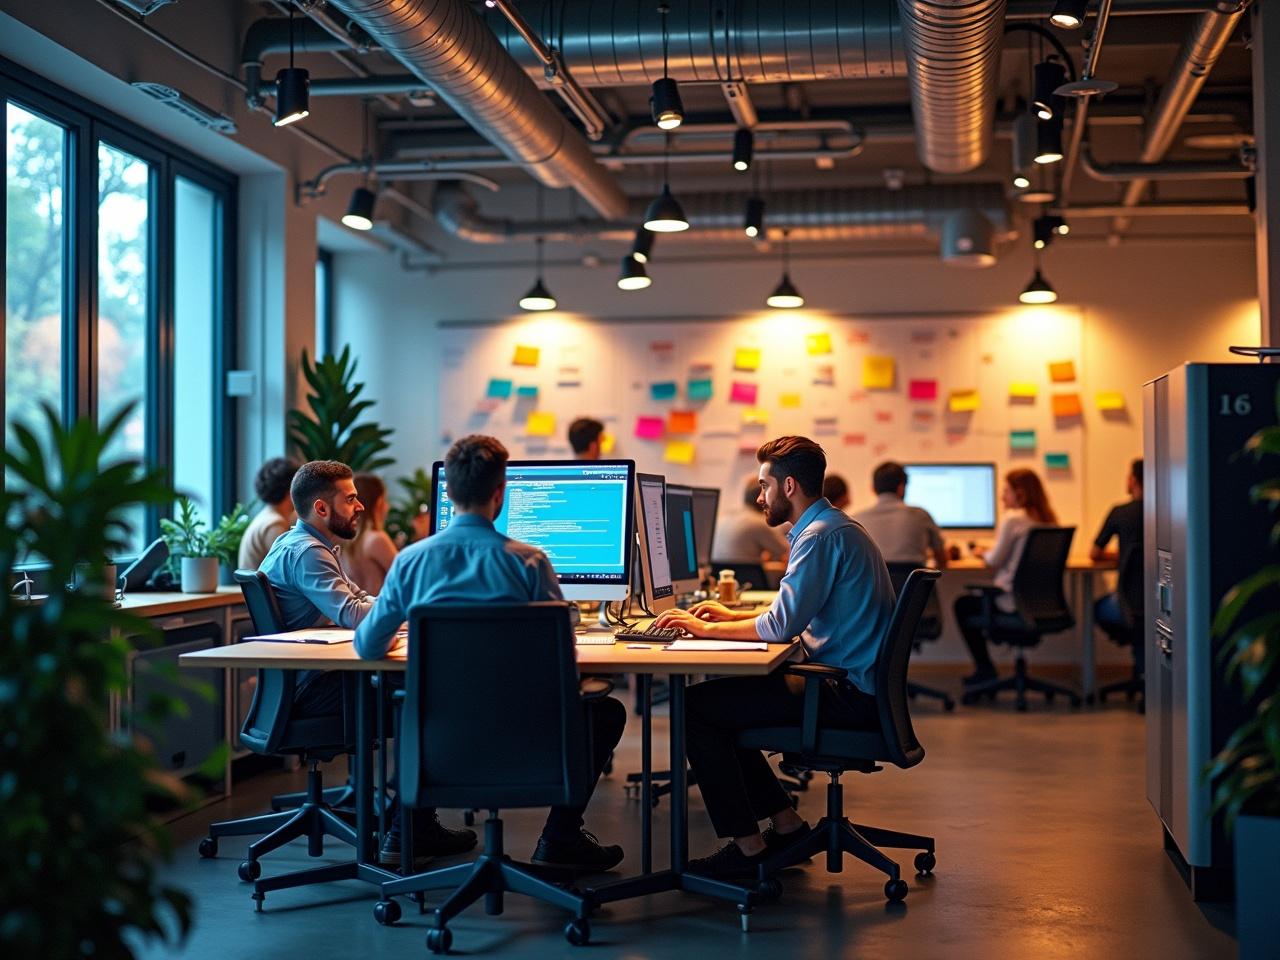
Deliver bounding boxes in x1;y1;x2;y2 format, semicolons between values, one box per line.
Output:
634;416;664;440
843;433;867;446
730;381;759;405
874;410;893;423
908;379;938;401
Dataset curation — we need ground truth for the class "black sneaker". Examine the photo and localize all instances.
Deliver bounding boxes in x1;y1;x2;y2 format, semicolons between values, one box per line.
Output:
531;830;624;873
760;821;811;855
418;815;478;857
686;842;767;881
379;832;404;867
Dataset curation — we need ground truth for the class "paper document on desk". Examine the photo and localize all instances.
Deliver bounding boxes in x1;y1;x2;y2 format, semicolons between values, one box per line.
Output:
665;639;767;652
249;629;354;644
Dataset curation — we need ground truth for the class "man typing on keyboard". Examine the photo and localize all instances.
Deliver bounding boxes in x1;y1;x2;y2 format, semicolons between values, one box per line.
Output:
652;436;895;880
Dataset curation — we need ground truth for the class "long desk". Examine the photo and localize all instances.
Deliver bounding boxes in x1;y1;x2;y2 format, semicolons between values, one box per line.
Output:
180;634;800;924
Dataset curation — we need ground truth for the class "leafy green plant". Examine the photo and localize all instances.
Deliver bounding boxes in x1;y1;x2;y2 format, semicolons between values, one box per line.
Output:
0;403;201;956
386;467;434;546
159;497;250;567
1208;382;1280;828
288;347;394;471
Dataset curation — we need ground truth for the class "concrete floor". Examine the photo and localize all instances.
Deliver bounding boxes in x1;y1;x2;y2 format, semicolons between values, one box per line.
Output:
138;692;1235;960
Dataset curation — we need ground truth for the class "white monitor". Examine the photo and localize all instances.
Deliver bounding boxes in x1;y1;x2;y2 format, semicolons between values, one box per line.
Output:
634;472;675;613
663;483;702;596
902;462;997;530
430;459;635;601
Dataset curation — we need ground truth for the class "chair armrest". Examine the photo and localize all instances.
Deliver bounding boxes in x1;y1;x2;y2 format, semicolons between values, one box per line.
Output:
579;677;615;700
781;663;845;752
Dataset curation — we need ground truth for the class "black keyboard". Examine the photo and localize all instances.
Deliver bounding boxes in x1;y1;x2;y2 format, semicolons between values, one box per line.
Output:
613;623;684;643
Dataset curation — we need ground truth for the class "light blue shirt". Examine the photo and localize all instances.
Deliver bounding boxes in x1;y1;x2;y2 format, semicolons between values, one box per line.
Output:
257;518;374;631
755;498;895;695
354;512;563;660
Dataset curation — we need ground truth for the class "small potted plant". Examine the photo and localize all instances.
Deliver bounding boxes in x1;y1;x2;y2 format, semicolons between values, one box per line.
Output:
160;498;250;593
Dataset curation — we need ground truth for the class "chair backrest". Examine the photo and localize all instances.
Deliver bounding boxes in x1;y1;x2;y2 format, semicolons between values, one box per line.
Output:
709;561;768;593
399;603;591;812
1009;527;1076;630
873;569;939;768
885;562;942;641
1116;542;1144;627
234;569;295;755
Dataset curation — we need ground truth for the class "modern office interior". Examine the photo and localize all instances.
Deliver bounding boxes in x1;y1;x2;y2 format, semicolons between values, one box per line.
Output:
3;1;1280;958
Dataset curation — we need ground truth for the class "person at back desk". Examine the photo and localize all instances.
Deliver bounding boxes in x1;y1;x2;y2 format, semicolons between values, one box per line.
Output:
1091;458;1144;670
354;434;627;874
851;461;947;569
238;456;298;570
654;436;895;880
712;477;790;564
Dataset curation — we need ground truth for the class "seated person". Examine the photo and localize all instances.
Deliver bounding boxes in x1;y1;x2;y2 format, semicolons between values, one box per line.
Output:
345;472;398;594
654;436;895;879
712;476;790;564
822;472;851;512
1090;458;1144;673
852;460;947;569
238;456;298;570
568;416;605;461
355;434;627;873
259;460;475;866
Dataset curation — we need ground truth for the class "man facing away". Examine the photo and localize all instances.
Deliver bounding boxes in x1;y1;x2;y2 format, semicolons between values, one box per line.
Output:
654;436;896;879
238;456;298;570
354;434;627;873
568;417;605;460
851;461;948;569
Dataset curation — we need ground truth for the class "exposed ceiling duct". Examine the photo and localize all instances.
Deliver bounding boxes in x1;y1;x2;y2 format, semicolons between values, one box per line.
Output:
323;0;628;219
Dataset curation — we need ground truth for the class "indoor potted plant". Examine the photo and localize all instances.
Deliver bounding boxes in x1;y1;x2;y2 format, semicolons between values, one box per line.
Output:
160;497;250;592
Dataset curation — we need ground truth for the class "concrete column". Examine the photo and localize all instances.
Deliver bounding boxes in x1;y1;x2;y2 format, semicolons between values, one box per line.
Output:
1254;2;1280;346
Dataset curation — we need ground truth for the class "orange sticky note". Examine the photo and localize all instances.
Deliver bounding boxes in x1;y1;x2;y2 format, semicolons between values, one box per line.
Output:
733;347;761;371
525;411;555;436
1049;360;1076;383
667;410;698;434
663;440;695;465
512;344;540;367
780;393;802;408
805;332;833;356
948;389;980;413
1052;393;1083;417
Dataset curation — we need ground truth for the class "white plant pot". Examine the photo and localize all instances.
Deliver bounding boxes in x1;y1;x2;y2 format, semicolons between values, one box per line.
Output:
180;556;220;593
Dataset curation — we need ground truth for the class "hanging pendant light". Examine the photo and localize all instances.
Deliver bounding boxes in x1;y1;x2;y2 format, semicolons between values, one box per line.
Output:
520;192;557;311
1050;0;1089;29
274;3;310;127
1011;111;1037;189
649;3;684;130
766;230;804;309
617;254;652;291
643;134;689;232
631;226;655;263
743;196;765;238
732;128;754;172
1033;58;1068;120
1020;252;1059;304
1035;111;1065;164
342;101;376;230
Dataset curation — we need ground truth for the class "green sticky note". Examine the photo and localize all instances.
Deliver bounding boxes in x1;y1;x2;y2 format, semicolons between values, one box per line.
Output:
486;378;513;399
687;378;714;401
1010;429;1037;450
516;385;539;398
1045;452;1071;470
650;381;678;401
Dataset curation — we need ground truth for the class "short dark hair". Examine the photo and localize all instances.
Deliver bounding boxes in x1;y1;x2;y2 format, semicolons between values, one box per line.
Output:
873;461;908;495
254;456;298;506
291;460;354;518
822;473;849;503
1131;458;1144;487
742;478;761;508
444;434;509;507
568;417;604;455
756;436;826;498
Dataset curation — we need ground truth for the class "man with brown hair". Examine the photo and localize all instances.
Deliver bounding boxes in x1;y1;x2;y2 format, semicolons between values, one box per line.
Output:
654;435;896;879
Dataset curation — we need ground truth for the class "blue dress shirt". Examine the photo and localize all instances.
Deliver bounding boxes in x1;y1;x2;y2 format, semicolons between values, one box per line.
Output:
754;498;895;695
257;518;374;631
355;512;563;660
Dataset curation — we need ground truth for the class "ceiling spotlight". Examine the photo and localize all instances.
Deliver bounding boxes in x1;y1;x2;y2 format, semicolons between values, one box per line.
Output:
519;237;557;311
1033;216;1054;250
1020;265;1059;304
1035;114;1065;164
617;254;652;291
273;4;309;127
1049;0;1088;29
649;4;683;130
631;226;655;264
743;196;765;239
1033;59;1067;121
1046;214;1069;236
732;127;754;172
342;186;376;231
941;209;996;268
766;230;804;309
643;185;689;232
1011;111;1037;190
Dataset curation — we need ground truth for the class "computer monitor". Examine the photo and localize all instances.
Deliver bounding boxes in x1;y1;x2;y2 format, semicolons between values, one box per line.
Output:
663;484;701;596
634;472;675;614
688;486;721;573
430;459;635;601
902;462;997;530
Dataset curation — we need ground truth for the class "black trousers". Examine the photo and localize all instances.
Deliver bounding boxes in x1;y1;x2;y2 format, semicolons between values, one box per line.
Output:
953;594;1026;674
685;673;879;840
542;694;628;841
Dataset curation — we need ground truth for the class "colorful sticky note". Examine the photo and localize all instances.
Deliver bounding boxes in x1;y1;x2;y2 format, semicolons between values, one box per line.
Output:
664;440;695;465
556;367;581;387
1009;382;1039;399
862;355;896;390
848;330;870;344
600;432;616;454
733;347;761;371
1010;429;1037;450
908;379;938;401
687;378;714;401
1045;452;1071;471
1049;360;1076;383
806;332;833;356
1095;390;1126;411
812;364;835;386
780;393;802;408
486;378;513;399
741;407;769;426
813;416;838;435
515;385;539;398
948;389;980;413
512;344;540;367
1052;393;1083;417
910;330;936;344
874;410;894;423
634;416;665;440
650;340;674;355
912;410;935;424
667;410;697;434
525;411;555;436
730;381;759;405
843;433;867;446
650;381;677;401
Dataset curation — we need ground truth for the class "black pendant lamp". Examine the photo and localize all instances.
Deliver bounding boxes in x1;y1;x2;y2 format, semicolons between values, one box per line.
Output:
649;3;683;130
1019;251;1059;304
643;134;689;232
520;188;557;311
766;230;804;309
617;254;652;291
274;3;310;127
342;101;376;230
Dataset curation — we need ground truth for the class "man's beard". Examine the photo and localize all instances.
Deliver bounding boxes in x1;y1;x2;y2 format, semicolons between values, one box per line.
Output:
763;497;791;527
327;513;360;540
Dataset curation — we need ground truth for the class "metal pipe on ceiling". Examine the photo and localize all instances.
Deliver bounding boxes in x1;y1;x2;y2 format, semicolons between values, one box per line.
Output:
1006;0;1218;17
1080;149;1254;181
1056;202;1250;216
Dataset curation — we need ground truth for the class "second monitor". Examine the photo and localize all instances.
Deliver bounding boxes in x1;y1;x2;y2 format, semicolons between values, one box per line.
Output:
663;484;702;596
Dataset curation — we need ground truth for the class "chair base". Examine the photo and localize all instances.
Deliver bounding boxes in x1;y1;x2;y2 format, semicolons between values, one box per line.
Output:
907;680;956;712
1094;670;1145;713
271;781;354;812
960;655;1081;712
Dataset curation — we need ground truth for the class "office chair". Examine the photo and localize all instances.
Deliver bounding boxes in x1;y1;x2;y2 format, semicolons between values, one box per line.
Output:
198;571;356;881
886;562;955;712
374;602;602;952
960;527;1083;712
737;569;940;903
1093;544;1145;712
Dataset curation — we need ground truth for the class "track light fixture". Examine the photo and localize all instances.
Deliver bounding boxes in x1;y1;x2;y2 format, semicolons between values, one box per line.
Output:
766;230;804;309
743;196;765;239
631;226;655;264
650;4;683;130
1032;215;1054;250
617;254;652;291
732;128;754;172
1050;0;1089;30
1011;111;1037;189
1046;214;1069;237
643;135;689;232
1035;112;1065;164
273;4;310;127
342;186;376;231
1033;58;1067;120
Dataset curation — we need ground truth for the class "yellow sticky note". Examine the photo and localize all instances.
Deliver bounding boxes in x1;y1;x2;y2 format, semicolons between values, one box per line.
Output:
600;432;616;454
1052;393;1083;417
734;347;761;371
780;393;802;409
1049;360;1076;383
805;332;832;356
512;344;540;367
862;355;896;390
1095;391;1126;411
742;407;769;426
949;389;980;413
525;411;555;436
1009;382;1039;399
663;440;695;465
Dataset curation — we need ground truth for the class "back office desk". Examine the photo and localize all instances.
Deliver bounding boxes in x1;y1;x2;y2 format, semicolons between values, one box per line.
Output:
180;634;801;920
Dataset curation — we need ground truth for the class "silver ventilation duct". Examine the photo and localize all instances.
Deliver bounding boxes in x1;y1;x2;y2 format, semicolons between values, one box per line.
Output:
324;0;628;219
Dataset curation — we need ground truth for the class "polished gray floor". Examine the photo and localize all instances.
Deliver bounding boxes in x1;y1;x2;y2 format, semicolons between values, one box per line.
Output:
139;691;1235;960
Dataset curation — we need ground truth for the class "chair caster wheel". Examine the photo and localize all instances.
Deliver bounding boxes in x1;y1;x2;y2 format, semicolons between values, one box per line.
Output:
885;878;908;903
373;899;401;925
198;837;218;859
238;859;261;882
426;927;452;954
738;905;752;932
564;918;590;946
914;851;936;875
463;810;475;826
757;877;783;901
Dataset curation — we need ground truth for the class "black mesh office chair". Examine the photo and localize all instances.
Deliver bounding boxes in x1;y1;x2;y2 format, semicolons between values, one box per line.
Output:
198;571;356;881
375;603;602;953
736;569;939;904
1094;544;1145;711
960;527;1082;712
886;562;955;712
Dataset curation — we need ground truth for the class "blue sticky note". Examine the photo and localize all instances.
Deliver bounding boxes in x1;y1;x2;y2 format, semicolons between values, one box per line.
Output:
1045;451;1071;470
687;378;714;401
486;378;513;400
1010;429;1037;450
650;381;677;401
516;385;539;398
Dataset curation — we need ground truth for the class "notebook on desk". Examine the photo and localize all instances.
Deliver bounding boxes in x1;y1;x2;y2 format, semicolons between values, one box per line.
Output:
249;629;354;645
